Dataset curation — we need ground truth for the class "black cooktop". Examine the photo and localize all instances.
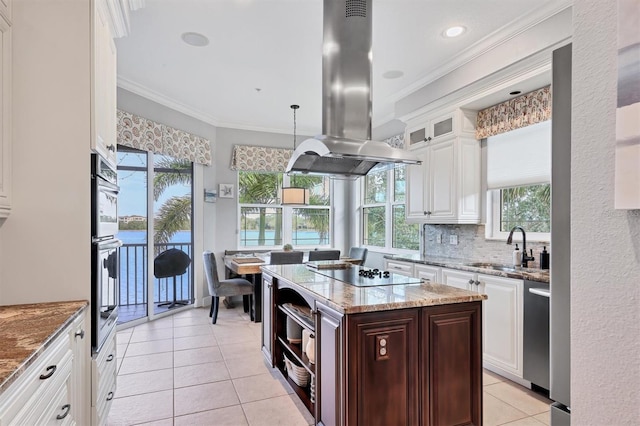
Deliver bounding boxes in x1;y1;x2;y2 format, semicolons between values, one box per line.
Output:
312;266;423;287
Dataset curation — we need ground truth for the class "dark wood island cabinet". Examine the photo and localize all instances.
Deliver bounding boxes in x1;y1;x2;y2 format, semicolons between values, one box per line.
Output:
261;264;486;426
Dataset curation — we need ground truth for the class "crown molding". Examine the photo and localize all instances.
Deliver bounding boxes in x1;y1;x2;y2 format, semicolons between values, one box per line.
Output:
397;47;558;125
388;0;573;104
117;76;318;136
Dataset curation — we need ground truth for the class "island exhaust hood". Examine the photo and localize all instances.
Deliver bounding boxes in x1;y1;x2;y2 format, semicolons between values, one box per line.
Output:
286;0;421;177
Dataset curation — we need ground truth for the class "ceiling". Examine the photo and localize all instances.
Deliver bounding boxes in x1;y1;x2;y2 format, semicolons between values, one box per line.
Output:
116;0;563;139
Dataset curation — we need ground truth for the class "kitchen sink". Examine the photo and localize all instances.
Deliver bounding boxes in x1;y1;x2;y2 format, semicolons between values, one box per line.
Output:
464;262;519;272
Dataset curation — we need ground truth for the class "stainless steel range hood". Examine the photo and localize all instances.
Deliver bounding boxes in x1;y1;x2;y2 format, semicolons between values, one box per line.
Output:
286;0;421;177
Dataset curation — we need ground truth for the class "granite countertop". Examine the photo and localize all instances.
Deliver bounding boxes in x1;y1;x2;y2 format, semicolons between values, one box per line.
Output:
0;300;89;394
384;254;550;283
261;264;486;314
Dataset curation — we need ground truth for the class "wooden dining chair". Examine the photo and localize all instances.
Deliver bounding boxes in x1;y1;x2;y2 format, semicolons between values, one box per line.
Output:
203;251;254;324
270;251;304;265
308;249;340;261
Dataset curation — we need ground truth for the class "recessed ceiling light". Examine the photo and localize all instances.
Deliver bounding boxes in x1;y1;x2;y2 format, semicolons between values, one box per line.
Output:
382;70;404;79
181;32;209;47
443;26;466;38
509;90;522;96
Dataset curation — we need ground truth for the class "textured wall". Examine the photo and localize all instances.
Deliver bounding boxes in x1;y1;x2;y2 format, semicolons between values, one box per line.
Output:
423;224;548;268
572;0;640;423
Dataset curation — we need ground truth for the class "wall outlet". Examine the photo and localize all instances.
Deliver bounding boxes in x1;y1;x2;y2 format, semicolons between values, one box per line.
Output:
449;235;458;245
436;234;442;244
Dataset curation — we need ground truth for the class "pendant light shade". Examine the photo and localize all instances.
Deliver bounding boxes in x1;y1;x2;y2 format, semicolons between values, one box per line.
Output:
282;105;310;205
281;187;310;205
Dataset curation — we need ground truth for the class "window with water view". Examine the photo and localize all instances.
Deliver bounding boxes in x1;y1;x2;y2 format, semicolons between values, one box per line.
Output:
238;172;331;247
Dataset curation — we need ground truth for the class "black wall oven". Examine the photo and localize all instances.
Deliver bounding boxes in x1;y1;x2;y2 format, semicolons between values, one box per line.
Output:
91;154;121;352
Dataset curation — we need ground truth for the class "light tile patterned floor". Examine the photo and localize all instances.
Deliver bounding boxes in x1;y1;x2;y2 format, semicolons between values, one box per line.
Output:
108;305;551;426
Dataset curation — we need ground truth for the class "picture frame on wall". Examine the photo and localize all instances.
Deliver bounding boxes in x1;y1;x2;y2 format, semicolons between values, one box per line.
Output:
204;189;217;203
219;183;235;198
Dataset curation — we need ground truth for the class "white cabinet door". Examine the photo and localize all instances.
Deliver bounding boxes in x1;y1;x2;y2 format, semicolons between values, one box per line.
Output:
405;146;428;221
414;264;440;283
384;260;414;277
478;273;524;378
428;139;456;221
91;0;117;166
441;268;475;291
457;137;481;221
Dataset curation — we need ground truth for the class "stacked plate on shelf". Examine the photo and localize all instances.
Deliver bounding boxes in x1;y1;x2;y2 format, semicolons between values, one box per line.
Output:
284;355;310;387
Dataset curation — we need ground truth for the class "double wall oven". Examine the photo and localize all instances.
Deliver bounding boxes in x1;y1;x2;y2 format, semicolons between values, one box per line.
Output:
91;154;121;353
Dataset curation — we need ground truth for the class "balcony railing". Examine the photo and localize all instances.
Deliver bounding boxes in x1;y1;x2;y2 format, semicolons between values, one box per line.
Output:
119;242;194;307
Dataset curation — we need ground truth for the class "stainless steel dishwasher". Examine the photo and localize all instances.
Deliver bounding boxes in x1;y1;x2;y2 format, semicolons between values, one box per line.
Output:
523;279;550;392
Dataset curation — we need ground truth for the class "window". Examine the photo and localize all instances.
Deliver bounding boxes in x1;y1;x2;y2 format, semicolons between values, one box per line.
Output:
487;183;551;240
238;172;331;248
486;121;551;241
362;165;419;251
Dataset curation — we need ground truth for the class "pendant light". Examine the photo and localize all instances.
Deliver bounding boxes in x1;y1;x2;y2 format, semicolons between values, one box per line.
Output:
281;105;310;205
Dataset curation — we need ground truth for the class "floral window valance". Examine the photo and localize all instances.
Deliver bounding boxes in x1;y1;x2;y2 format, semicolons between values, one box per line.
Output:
231;145;293;172
117;110;212;166
475;86;552;139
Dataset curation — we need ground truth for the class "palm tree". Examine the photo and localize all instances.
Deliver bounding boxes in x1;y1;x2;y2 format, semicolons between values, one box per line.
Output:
153;157;192;247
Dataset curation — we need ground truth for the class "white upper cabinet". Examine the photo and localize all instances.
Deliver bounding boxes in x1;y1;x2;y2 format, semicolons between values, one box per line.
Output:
406;109;476;150
91;0;117;167
0;7;10;218
405;136;481;224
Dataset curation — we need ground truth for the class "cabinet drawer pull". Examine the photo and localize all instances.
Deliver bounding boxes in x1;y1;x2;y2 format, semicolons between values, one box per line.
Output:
75;329;85;339
39;365;57;380
56;404;71;420
106;354;114;362
106;392;114;401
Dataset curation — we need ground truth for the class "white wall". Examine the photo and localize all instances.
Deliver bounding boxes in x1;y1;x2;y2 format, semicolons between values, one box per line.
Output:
571;0;640;423
0;0;92;304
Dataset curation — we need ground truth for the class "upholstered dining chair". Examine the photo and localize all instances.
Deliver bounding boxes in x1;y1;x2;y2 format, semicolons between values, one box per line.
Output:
270;251;304;265
308;249;341;261
203;251;254;324
348;247;368;265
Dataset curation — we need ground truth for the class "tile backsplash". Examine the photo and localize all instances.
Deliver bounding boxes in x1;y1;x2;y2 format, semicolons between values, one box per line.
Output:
423;224;549;269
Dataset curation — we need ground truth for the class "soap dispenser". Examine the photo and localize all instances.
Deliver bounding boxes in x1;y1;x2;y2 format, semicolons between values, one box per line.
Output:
512;244;521;267
540;246;550;269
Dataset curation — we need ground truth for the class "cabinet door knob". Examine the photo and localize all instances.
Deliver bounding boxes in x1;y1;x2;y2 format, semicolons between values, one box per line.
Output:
56;404;71;420
424;211;431;215
106;144;116;152
106;354;114;362
474;280;481;286
468;279;474;285
39;365;57;380
106;392;114;401
75;329;85;339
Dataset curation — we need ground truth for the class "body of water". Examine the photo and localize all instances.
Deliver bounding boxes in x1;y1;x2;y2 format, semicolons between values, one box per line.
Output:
240;230;326;246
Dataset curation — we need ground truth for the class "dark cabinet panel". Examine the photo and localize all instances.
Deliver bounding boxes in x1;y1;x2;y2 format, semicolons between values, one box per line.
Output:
346;309;420;426
316;302;344;426
422;302;482;426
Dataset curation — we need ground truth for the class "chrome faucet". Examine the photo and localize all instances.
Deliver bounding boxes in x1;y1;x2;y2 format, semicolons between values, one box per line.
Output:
507;226;535;267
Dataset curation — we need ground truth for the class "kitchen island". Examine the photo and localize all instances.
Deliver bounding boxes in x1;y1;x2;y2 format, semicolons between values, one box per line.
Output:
261;263;487;426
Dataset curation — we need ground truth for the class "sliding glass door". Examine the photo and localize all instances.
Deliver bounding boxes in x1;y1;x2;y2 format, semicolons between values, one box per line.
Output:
117;146;194;324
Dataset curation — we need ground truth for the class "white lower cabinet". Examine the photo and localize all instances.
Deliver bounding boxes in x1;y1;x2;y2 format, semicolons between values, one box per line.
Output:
414;264;440;283
441;267;478;291
384;259;414;277
478;273;524;378
92;327;117;425
0;308;88;426
441;267;524;378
